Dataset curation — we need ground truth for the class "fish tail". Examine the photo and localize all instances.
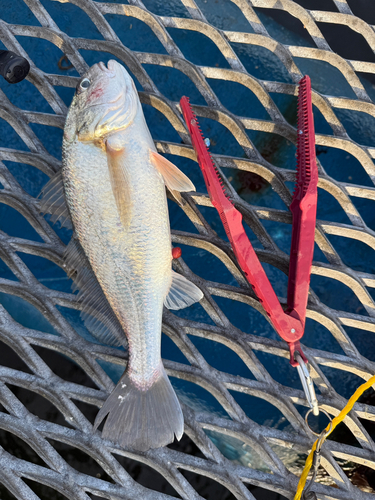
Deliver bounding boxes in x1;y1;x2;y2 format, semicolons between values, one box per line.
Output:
94;365;184;451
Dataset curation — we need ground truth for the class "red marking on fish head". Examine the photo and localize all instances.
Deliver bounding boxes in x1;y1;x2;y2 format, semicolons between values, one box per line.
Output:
87;86;104;103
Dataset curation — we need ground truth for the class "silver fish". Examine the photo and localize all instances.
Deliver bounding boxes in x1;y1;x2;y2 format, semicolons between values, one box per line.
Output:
43;60;203;451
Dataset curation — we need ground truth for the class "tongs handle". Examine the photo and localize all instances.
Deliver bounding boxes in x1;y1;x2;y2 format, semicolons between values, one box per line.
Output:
180;88;319;412
287;76;318;328
180;97;302;347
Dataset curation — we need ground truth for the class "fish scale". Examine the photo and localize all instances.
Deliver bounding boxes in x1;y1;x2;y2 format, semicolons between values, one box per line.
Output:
64;137;170;385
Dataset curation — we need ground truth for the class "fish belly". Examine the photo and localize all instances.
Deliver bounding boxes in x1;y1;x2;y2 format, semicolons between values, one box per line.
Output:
63;139;171;388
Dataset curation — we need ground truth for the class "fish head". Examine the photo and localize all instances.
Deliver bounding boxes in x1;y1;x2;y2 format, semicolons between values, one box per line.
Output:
64;60;138;144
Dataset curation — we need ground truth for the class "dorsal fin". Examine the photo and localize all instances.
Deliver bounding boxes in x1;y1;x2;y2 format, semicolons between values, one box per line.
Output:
39;170;72;229
64;237;126;347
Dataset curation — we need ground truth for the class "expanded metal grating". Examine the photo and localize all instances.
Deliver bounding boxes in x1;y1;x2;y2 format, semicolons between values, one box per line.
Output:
1;0;375;498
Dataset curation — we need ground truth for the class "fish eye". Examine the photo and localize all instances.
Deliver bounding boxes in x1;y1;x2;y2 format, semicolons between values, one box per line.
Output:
80;78;91;90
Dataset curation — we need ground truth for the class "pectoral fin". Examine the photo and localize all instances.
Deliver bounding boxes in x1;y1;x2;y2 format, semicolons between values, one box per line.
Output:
106;140;132;228
150;151;195;193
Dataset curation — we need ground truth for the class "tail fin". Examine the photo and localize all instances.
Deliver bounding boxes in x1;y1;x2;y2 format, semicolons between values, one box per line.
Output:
94;365;184;451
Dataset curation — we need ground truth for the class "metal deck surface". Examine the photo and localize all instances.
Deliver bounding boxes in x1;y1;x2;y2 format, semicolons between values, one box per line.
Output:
1;0;375;498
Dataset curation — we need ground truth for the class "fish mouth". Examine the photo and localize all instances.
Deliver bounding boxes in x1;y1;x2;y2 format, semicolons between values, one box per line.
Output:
98;60;117;76
107;60;117;72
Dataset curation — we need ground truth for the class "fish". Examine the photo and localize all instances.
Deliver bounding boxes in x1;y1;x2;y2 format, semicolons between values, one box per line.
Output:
40;60;203;451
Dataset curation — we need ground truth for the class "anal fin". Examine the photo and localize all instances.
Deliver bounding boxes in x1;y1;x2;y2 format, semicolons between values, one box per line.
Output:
164;270;203;310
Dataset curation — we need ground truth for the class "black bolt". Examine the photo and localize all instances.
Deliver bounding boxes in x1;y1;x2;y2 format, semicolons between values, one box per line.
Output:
0;50;30;84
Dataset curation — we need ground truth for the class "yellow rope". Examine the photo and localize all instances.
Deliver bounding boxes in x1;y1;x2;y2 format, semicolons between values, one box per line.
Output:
294;374;375;500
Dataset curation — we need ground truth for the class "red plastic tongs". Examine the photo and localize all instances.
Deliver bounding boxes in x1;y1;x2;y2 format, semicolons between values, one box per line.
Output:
180;76;319;415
